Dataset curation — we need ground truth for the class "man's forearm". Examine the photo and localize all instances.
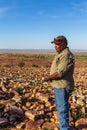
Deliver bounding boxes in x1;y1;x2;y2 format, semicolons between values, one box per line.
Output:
43;72;60;82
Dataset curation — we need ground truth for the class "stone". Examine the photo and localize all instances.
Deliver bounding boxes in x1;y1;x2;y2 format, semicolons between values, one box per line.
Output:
75;118;87;130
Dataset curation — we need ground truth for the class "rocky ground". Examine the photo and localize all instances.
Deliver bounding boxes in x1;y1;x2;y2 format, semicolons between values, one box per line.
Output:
0;53;87;130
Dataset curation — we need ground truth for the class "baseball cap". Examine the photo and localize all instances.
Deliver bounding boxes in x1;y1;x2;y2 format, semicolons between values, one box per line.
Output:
51;35;67;45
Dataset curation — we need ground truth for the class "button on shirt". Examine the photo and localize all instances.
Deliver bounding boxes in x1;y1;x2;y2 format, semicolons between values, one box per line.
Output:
50;47;74;90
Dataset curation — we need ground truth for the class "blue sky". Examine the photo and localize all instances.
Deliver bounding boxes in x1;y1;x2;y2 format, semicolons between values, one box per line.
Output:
0;0;87;50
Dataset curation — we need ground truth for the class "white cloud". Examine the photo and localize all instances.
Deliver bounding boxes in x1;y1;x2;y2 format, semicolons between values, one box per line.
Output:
0;7;10;14
38;11;44;16
0;7;12;18
71;1;87;13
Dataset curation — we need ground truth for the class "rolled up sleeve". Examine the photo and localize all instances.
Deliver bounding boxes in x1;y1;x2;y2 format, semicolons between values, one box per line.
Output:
57;54;74;78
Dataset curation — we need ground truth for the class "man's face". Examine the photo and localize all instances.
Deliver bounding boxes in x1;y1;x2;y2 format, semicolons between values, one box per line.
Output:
54;43;66;53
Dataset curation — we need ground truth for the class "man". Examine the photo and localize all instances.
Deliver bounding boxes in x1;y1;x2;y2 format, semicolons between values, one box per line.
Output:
43;35;75;130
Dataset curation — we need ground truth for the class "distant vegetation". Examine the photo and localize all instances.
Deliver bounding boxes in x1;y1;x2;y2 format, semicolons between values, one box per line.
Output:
0;52;87;60
0;53;55;59
74;52;87;60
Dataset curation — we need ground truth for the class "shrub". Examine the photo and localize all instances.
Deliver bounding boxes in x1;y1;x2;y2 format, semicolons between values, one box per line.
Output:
32;64;38;67
43;127;50;130
18;59;25;68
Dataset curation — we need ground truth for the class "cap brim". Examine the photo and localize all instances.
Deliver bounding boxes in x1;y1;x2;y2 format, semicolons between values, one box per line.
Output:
51;41;54;44
51;41;62;45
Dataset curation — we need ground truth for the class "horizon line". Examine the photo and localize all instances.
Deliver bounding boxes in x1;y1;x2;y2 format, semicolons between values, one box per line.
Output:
0;49;87;53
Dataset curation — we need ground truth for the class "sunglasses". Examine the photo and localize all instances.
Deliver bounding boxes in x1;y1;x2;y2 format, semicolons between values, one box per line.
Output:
54;38;63;43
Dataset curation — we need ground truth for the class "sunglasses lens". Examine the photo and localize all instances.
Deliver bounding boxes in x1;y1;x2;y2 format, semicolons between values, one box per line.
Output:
54;38;63;42
58;39;62;42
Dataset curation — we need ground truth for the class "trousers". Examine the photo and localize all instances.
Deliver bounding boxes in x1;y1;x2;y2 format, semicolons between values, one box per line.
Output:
54;87;70;130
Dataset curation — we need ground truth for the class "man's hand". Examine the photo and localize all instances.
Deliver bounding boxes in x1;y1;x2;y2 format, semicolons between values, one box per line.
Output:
43;76;50;82
42;72;60;82
41;76;50;82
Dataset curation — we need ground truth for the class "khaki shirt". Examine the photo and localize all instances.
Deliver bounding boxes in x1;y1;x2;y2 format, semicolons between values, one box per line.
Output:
50;47;74;90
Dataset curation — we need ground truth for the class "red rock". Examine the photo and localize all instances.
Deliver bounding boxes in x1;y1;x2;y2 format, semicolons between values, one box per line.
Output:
75;117;87;130
42;121;55;130
24;120;40;130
